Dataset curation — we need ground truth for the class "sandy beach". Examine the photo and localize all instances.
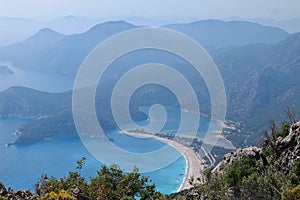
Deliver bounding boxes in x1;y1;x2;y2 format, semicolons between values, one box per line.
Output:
121;130;204;191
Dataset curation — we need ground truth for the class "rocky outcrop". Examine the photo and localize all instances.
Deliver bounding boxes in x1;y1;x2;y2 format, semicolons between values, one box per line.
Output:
276;121;300;171
213;146;266;173
0;182;7;196
0;182;37;200
169;121;300;199
69;187;90;200
213;121;300;174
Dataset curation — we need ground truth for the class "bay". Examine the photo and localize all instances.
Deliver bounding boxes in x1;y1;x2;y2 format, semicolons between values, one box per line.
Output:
0;118;185;194
0;62;209;194
0;62;73;92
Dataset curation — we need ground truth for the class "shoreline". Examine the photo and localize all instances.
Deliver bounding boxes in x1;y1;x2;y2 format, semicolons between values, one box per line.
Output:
120;130;204;191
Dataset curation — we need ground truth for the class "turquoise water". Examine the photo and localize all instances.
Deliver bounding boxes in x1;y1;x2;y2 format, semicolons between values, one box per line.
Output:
0;118;185;194
0;63;210;194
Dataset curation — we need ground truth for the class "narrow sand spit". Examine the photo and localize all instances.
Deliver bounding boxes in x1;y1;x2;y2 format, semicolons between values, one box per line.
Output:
121;130;204;191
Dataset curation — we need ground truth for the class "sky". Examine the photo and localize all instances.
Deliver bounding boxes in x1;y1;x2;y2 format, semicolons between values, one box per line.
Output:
0;0;300;21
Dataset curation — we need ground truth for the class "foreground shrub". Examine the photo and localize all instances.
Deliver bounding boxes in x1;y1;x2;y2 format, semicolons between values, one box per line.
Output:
35;159;165;200
275;122;290;139
38;189;75;200
225;158;256;189
282;185;300;200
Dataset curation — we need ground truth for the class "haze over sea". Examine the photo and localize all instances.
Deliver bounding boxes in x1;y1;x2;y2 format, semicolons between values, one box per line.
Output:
0;62;74;93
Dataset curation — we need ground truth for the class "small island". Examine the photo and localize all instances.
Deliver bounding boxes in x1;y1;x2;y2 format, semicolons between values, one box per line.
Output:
4;142;15;147
0;65;14;74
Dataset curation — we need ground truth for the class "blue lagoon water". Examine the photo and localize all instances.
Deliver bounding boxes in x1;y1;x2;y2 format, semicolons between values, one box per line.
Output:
0;63;210;194
0;119;185;194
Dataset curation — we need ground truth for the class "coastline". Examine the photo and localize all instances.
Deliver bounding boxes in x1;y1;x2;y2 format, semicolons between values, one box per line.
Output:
121;130;204;191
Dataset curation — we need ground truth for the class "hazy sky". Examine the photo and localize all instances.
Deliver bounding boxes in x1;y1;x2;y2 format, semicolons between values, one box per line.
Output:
0;0;300;21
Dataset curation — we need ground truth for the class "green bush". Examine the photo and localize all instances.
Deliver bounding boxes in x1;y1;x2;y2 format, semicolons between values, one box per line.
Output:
292;161;300;176
35;158;165;200
225;158;256;188
275;122;290;139
288;161;300;186
89;164;165;200
241;165;289;200
282;185;300;200
38;189;76;200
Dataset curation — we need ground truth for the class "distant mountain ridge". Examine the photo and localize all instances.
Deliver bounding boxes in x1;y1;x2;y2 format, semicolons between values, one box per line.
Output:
0;20;290;74
266;32;300;72
215;32;300;145
24;28;67;45
163;20;289;53
225;16;300;33
0;20;299;147
0;21;137;74
0;16;106;47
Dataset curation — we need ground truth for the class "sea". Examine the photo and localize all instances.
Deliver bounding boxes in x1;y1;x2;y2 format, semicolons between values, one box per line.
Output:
0;118;186;194
0;61;221;194
0;63;201;194
0;61;74;93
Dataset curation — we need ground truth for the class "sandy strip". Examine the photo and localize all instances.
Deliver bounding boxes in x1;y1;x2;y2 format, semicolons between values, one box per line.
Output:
121;131;204;191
